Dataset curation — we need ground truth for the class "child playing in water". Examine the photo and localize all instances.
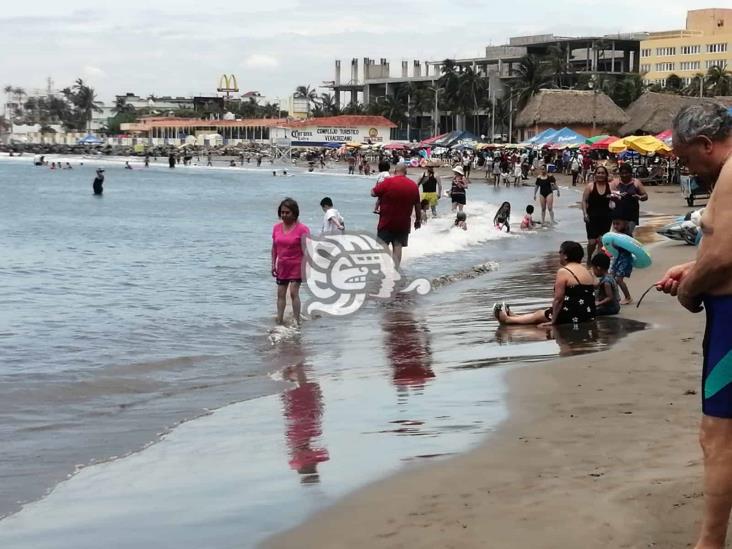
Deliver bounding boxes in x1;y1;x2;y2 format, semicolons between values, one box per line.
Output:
520;204;536;230
319;197;345;235
610;216;634;305
494;201;511;232
591;253;620;315
454;211;467;231
420;199;430;224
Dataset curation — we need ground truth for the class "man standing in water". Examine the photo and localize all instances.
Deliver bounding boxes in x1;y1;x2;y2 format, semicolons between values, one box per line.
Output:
371;163;421;270
92;168;105;195
657;102;732;549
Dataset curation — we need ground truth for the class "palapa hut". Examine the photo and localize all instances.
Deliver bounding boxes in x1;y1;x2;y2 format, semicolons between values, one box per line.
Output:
620;91;732;136
515;89;629;143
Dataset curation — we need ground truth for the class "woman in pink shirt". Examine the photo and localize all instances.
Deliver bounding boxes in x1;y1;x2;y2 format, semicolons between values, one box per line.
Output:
272;198;310;325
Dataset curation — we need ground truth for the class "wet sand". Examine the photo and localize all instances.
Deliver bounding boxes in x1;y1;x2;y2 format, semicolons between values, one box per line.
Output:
265;187;708;549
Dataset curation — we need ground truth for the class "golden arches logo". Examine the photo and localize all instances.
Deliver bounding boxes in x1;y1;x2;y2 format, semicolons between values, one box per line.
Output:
217;74;239;93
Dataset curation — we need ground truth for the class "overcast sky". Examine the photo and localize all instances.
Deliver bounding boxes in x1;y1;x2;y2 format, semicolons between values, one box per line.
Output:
0;0;716;105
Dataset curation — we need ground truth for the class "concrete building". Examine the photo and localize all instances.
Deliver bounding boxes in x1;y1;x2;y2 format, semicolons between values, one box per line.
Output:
328;34;642;139
115;93;195;112
640;8;732;87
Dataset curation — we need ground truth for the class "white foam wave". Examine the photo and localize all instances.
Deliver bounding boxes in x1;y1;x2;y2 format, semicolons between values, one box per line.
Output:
402;200;524;264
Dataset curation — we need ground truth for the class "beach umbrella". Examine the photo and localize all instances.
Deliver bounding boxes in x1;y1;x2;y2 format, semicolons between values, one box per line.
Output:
383;142;408;150
520;127;557;147
544;127;586;148
655;129;673;147
585;134;609;145
77;133;103;145
590;135;621;150
609;135;672;155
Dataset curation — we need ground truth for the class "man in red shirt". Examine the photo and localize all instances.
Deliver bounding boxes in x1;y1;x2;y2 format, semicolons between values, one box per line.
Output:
371;163;421;270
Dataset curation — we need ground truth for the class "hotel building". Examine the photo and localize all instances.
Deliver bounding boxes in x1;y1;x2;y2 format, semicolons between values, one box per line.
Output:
640;8;732;87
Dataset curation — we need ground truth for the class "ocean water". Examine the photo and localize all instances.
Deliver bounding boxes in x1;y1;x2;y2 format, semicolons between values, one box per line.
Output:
0;156;645;545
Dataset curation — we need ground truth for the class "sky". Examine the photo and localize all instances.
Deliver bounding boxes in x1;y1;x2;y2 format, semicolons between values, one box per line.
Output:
0;0;719;106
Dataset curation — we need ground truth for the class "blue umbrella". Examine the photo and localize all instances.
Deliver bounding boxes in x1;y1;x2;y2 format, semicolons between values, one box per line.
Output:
77;134;103;145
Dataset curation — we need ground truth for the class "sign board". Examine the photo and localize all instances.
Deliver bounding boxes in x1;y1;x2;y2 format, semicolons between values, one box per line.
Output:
289;125;388;146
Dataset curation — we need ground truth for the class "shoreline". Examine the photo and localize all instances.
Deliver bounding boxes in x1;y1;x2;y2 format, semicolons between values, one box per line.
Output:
265;190;705;548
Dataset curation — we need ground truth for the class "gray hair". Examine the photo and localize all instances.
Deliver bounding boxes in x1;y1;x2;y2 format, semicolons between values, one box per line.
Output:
672;102;732;145
394;163;408;174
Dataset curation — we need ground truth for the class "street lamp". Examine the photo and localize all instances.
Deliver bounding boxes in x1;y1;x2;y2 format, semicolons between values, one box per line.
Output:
588;77;598;133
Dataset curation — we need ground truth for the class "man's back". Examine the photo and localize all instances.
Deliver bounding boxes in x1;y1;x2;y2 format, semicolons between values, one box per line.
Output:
372;175;419;233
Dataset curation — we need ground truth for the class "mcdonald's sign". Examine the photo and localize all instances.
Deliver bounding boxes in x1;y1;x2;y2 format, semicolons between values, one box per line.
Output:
217;74;239;94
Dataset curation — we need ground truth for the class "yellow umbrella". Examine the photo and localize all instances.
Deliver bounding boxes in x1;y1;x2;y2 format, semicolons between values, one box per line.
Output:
609;135;672;155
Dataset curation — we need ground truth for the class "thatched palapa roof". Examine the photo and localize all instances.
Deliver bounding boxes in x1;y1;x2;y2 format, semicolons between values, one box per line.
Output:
620;92;732;135
515;89;629;129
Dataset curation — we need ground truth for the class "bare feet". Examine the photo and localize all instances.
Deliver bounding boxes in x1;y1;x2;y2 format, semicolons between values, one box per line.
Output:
620;297;633;305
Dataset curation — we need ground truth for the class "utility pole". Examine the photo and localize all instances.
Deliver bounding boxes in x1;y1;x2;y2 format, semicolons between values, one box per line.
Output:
508;95;513;143
433;84;440;136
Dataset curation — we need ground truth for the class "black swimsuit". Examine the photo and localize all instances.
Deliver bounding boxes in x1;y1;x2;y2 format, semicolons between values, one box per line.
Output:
545;267;596;324
536;176;555;198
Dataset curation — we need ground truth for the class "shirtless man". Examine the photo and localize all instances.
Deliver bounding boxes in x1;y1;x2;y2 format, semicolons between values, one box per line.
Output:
657;102;732;549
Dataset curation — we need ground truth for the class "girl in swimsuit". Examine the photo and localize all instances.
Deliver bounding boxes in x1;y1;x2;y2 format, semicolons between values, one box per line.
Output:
534;165;559;225
494;241;596;327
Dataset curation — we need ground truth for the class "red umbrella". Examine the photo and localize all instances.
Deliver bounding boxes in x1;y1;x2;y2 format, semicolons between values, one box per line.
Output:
383;142;409;150
655;129;672;147
590;135;620;150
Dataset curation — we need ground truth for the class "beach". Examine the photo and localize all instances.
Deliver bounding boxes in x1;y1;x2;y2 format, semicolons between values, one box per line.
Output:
266;188;707;548
0;157;706;548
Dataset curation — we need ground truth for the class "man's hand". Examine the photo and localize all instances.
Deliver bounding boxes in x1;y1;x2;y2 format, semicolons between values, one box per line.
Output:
678;286;704;313
656;261;696;296
414;220;421;230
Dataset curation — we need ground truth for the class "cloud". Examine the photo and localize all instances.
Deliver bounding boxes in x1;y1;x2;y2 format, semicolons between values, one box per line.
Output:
82;66;107;79
243;54;279;69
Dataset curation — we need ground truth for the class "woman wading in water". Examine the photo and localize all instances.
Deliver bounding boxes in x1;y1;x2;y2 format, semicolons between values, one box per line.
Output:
271;198;310;325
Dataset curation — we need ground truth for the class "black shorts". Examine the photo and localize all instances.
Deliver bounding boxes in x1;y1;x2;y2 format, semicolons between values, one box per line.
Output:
451;193;466;205
585;216;612;240
276;278;302;286
377;229;409;247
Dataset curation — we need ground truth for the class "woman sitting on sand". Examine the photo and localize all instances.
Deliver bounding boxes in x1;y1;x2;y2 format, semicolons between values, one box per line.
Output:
494;241;595;327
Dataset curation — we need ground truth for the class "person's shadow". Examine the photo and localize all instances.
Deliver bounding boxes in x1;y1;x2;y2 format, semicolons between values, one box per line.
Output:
279;348;329;484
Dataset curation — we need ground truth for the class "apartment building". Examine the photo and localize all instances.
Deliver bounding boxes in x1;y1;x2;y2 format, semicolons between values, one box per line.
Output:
640;8;732;87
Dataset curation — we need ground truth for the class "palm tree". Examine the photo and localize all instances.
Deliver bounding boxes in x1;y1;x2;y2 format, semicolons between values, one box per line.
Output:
317;93;338;116
611;74;646;107
705;64;731;96
457;67;489;133
294;85;318;114
511;55;553;109
113;96;135;115
437;59;461;129
546;44;573;88
63;79;102;131
682;73;705;97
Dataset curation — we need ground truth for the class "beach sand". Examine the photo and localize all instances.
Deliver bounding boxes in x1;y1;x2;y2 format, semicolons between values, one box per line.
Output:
266;187;708;549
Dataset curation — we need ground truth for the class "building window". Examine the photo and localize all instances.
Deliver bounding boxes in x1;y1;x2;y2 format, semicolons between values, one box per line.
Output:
706;43;728;53
679;61;701;71
656;47;676;56
680;45;701;55
706;59;727;69
640;48;652;57
655;62;675;71
640;64;651;73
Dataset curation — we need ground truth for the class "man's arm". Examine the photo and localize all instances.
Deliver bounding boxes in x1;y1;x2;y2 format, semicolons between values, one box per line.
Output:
634;179;649;202
371;181;384;198
413;191;422;229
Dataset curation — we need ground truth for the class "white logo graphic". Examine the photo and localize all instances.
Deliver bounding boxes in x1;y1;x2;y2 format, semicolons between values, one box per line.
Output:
303;233;431;316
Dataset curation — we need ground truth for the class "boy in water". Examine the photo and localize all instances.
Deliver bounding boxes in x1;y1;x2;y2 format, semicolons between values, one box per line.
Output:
520;204;536;230
610;216;634;305
319;197;345;235
454;211;467;231
591;253;620;315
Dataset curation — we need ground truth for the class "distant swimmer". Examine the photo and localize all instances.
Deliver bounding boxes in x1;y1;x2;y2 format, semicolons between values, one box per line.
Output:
65;162;73;169
144;154;150;168
124;161;133;170
168;153;176;169
92;168;105;195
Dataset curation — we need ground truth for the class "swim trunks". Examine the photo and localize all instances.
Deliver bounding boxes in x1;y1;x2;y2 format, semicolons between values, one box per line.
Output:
611;250;633;278
702;296;732;418
421;192;438;207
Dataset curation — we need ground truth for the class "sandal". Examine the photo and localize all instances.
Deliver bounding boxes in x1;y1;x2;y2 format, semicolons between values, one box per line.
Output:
493;302;503;320
503;302;512;316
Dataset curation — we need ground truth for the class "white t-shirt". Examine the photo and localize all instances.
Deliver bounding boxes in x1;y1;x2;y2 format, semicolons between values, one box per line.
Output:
321;208;345;234
376;171;391;183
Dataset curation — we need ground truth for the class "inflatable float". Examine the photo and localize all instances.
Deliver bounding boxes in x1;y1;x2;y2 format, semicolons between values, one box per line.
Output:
601;232;652;268
657;208;703;246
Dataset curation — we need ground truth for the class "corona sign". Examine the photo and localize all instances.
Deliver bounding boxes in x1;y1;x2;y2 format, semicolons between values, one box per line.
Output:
217;74;239;98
